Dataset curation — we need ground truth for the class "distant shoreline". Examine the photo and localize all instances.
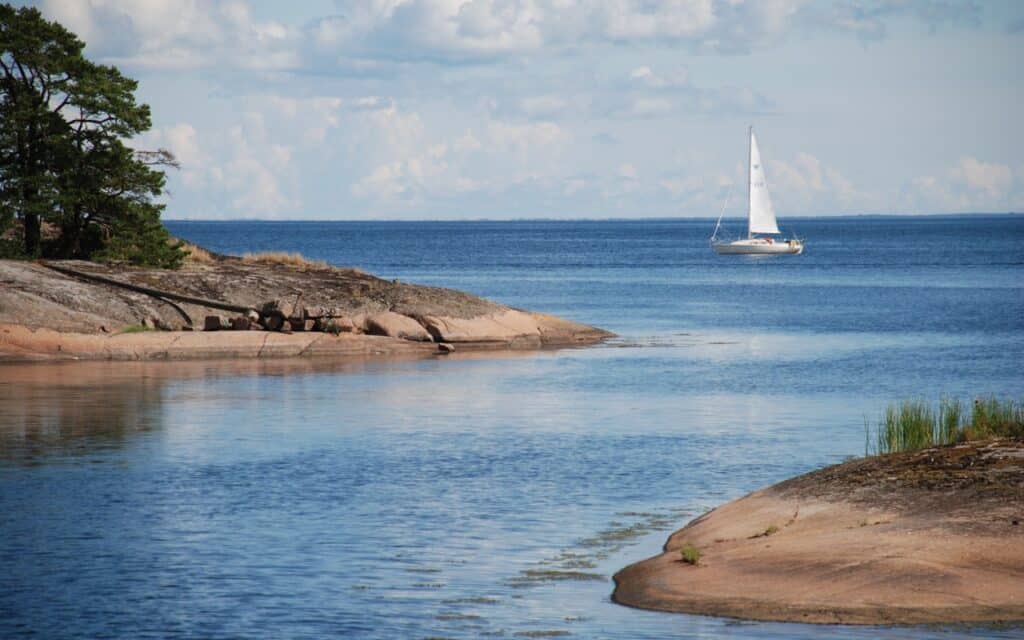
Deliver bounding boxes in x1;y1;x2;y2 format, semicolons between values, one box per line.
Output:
163;212;1023;223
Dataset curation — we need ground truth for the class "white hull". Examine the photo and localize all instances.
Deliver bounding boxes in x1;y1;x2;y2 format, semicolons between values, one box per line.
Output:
712;238;803;255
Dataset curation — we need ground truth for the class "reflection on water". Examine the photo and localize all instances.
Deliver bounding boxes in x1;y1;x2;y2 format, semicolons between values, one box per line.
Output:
1;355;1020;639
0;358;425;464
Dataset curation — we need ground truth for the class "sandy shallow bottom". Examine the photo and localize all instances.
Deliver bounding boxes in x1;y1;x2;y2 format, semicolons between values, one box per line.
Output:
613;440;1024;625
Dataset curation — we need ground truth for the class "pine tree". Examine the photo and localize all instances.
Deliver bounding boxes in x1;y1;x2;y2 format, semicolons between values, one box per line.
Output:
0;4;183;267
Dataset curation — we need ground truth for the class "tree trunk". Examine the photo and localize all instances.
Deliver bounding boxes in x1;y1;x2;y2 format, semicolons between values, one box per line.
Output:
23;213;40;257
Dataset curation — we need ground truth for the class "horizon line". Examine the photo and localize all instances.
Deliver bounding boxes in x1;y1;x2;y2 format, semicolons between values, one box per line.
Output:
164;212;1022;223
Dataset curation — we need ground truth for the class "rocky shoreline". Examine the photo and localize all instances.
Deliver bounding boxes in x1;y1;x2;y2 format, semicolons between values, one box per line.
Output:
613;438;1024;625
0;256;612;362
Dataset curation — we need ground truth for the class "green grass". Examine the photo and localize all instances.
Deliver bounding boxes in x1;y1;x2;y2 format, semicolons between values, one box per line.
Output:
679;543;701;565
866;395;1024;455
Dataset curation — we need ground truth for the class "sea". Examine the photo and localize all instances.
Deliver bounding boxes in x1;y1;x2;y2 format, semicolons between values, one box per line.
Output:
1;215;1022;639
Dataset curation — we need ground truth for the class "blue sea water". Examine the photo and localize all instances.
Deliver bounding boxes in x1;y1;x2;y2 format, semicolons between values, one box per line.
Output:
1;215;1022;639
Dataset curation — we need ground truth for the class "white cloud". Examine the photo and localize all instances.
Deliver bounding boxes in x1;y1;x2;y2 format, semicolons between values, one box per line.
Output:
40;0;989;72
771;152;871;212
41;0;298;70
904;157;1018;212
350;100;566;207
948;157;1013;198
35;1;1012;220
630;65;689;88
487;120;567;152
659;172;732;198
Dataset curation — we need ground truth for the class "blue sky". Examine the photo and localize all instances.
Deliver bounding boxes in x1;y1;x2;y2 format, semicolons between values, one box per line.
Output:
28;0;1024;219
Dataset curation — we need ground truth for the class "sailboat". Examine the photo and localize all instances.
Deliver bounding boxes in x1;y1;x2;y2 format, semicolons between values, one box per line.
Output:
711;127;803;255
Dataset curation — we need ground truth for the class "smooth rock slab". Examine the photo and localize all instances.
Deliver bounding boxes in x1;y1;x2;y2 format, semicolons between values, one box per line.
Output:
418;310;541;343
364;311;433;342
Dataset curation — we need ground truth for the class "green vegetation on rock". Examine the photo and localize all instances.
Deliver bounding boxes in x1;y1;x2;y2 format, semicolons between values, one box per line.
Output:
679;543;700;565
866;396;1024;455
0;4;183;267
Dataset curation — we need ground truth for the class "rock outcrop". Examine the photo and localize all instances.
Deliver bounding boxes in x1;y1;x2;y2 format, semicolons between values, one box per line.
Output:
365;311;434;342
0;257;613;362
613;439;1024;625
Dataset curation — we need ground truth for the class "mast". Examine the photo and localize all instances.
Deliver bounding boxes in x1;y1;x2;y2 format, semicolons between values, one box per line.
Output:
747;125;753;239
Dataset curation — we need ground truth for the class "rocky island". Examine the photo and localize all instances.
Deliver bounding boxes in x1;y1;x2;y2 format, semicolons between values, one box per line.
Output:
613;437;1024;625
0;246;612;362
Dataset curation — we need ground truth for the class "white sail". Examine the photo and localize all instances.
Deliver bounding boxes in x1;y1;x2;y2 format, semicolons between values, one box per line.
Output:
748;130;780;236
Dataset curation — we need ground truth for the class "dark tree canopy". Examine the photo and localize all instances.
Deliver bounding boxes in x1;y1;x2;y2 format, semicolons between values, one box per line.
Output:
0;4;184;267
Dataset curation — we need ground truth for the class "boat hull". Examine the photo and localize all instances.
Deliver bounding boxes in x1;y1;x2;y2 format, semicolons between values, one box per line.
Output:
712;239;803;255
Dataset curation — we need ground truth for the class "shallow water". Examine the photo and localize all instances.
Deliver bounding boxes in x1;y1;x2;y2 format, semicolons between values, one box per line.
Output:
1;216;1022;639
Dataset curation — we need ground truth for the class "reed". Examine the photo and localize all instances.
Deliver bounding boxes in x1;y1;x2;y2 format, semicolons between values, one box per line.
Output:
937;396;964;445
866;395;1023;455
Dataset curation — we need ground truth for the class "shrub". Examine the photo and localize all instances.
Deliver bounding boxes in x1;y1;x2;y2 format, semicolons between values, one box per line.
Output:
679;544;700;565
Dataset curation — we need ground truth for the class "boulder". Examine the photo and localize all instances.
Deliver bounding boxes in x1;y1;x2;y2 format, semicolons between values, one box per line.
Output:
246;310;260;324
230;316;251;331
334;317;357;333
261;298;299;320
437;342;455;353
364;311;432;342
303;319;317;332
418;310;540;343
263;315;283;331
203;315;225;331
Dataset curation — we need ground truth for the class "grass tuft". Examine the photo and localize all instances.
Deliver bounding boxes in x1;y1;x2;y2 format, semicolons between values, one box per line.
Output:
178;239;221;265
679;543;701;565
240;251;330;270
866;395;1023;455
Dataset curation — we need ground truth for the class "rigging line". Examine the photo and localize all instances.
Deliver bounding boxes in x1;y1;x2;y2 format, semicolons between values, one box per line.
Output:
711;193;731;242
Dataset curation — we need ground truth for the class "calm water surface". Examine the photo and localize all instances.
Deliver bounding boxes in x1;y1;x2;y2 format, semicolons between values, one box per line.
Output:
2;216;1022;639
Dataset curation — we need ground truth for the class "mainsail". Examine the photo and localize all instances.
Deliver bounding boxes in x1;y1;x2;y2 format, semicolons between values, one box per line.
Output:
748;129;780;236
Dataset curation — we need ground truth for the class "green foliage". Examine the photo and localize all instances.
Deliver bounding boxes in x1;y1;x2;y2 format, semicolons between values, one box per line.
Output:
91;211;185;269
679;544;700;565
0;234;27;258
968;396;1024;440
877;399;935;455
0;4;183;267
937;396;963;445
866;396;1024;455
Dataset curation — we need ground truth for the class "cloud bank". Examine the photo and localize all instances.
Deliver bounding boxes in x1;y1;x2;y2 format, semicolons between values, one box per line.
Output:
30;0;1022;218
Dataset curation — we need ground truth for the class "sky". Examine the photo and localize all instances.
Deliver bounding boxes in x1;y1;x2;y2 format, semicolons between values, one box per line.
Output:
24;0;1024;220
